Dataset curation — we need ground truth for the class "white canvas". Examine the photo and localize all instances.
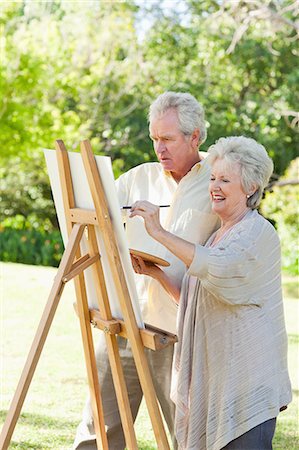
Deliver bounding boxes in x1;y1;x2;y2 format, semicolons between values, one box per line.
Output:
44;149;144;329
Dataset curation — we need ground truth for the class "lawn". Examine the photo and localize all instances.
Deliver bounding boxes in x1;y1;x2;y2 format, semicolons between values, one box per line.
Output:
0;262;298;449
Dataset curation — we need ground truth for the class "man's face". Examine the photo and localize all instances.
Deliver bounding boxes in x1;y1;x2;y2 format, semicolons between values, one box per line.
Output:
149;108;199;181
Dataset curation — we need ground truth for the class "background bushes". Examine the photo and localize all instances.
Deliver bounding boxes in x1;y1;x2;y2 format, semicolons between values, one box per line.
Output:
261;158;299;275
1;1;298;273
0;215;63;267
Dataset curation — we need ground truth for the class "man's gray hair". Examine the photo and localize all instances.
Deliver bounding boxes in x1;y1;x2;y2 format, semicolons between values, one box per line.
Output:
208;136;274;209
149;91;207;145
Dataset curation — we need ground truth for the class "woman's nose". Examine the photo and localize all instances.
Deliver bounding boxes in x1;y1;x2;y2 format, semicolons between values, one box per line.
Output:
210;179;220;190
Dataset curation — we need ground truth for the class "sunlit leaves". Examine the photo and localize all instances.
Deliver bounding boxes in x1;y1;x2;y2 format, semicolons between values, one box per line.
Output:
0;0;298;231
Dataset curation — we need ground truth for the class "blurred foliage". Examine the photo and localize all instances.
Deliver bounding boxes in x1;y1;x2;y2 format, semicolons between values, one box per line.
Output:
0;0;298;269
0;215;63;266
0;159;57;227
143;0;299;170
0;1;152;172
261;158;299;275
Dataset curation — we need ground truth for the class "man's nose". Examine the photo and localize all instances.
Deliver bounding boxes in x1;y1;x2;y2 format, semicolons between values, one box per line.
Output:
155;140;166;154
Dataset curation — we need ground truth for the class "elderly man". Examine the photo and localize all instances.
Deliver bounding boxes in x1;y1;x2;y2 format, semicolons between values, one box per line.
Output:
73;92;219;450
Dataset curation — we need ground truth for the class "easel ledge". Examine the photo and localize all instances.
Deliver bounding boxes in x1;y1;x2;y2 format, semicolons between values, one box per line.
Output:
73;303;177;351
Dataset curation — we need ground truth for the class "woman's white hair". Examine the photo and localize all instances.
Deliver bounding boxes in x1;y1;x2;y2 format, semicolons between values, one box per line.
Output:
208;136;274;209
148;91;207;145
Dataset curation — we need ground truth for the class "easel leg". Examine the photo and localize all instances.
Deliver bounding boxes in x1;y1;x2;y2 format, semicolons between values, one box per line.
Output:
87;225;138;449
0;224;95;450
72;272;108;449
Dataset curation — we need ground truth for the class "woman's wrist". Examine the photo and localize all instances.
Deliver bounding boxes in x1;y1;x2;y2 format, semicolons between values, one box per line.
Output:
153;228;170;245
147;265;163;279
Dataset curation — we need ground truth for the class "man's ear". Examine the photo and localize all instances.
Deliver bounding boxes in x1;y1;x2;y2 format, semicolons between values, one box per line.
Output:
191;128;200;149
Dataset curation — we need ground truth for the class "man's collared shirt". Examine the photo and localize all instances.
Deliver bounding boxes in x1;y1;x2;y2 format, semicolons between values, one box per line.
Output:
116;156;219;333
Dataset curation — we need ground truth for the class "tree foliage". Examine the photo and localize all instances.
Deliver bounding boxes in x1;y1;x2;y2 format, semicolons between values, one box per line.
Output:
0;0;152;173
144;0;299;172
261;158;299;275
0;0;298;254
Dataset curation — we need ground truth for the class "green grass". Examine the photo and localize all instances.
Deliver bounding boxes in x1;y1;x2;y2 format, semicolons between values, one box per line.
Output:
0;262;298;449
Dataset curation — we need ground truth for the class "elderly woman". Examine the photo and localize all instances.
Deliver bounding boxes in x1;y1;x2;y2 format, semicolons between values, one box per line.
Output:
130;136;292;450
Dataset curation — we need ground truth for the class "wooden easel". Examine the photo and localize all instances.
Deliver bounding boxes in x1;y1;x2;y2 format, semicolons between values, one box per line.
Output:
0;140;176;450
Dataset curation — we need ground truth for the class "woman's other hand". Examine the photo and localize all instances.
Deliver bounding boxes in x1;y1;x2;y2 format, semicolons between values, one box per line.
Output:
130;254;163;279
130;254;180;303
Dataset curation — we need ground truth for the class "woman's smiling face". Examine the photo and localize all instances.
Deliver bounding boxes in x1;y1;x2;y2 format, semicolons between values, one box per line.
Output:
209;158;248;222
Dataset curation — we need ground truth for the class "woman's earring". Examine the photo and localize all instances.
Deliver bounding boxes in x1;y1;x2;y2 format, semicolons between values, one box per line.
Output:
246;194;250;198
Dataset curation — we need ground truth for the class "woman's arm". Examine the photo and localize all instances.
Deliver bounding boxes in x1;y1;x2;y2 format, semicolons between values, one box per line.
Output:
129;201;196;267
130;255;180;303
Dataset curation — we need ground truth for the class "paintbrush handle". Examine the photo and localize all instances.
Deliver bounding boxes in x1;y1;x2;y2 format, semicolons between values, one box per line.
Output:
122;205;170;209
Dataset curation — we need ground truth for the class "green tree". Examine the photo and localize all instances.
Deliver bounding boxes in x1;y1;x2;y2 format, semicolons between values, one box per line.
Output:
0;0;155;227
1;0;298;272
261;158;299;275
142;0;298;175
0;1;155;175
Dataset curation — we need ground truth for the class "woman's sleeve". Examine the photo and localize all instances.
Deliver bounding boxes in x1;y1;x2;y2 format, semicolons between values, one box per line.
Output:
187;222;279;306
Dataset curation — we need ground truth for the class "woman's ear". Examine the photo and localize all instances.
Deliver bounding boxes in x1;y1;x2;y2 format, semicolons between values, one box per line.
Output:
247;184;258;197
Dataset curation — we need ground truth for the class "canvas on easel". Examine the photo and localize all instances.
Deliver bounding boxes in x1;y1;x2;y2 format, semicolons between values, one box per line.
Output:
44;144;144;325
0;139;176;450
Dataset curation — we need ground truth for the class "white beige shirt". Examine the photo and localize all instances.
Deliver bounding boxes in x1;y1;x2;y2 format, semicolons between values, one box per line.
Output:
116;157;219;333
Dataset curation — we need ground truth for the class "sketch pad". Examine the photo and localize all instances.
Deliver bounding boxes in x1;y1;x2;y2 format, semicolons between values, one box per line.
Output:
44;149;144;329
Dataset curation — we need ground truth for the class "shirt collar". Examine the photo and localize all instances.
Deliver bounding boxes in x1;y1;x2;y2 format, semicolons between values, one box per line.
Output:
163;155;202;180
